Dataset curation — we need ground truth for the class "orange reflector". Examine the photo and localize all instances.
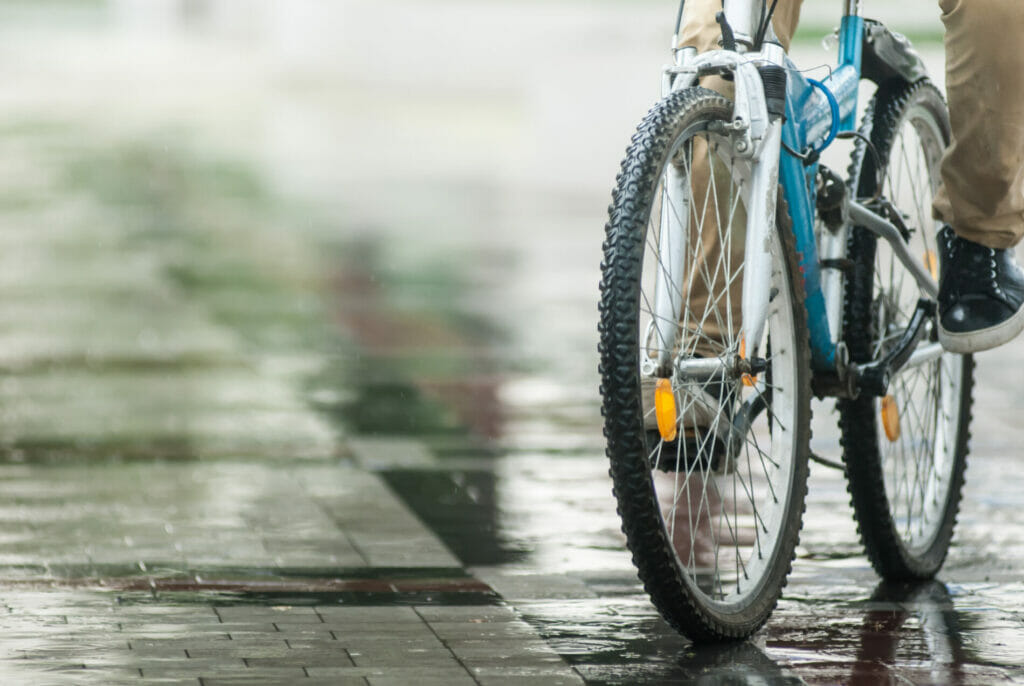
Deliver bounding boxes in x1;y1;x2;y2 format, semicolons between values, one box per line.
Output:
739;336;757;387
654;378;678;442
923;250;938;280
881;395;900;442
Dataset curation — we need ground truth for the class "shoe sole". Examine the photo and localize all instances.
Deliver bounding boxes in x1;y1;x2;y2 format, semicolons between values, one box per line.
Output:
939;300;1024;353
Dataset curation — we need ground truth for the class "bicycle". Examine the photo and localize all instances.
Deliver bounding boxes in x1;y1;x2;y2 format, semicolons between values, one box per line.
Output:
598;0;972;641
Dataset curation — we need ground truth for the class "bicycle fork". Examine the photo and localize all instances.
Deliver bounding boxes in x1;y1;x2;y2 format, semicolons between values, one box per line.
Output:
647;44;785;379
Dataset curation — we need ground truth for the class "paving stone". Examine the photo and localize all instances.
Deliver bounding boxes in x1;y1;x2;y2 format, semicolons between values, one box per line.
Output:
427;621;538;641
281;639;341;650
347;649;463;668
117;607;222;619
447;639;561;655
118;619;230;630
271;624;335;636
476;676;586;686
348;437;439;469
157;623;280;635
336;637;445;652
460;653;572;672
244;653;356;668
315;606;422;623
217;635;295;646
471;570;596;600
347;536;461;568
413;606;519;623
144;671;305;683
469;666;587;679
367;676;477;686
136;658;249;675
327;622;438;639
268;614;328;625
182;645;292;659
305;666;476;681
294;469;461;568
202;679;315;686
129;638;232;650
215;606;319;621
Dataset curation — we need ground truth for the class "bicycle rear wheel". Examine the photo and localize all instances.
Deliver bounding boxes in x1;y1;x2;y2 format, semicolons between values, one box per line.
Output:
599;87;811;640
840;79;974;579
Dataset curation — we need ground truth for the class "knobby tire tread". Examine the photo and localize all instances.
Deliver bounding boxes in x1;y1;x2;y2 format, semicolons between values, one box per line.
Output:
839;78;974;580
599;87;812;641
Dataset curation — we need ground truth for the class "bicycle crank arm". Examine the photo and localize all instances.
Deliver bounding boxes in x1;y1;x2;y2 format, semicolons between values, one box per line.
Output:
847;200;938;299
853;299;936;396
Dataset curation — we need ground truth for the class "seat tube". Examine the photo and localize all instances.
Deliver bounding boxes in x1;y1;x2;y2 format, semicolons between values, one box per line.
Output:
838;1;865;133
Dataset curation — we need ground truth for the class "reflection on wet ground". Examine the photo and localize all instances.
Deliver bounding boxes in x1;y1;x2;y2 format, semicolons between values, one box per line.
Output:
327;230;1024;681
0;1;1023;684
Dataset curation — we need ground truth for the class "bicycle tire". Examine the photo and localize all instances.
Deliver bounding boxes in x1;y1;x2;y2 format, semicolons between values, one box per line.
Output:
599;87;811;640
840;78;974;580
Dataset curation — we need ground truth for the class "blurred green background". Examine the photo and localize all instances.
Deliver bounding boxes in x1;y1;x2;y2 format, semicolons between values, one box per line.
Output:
0;0;944;457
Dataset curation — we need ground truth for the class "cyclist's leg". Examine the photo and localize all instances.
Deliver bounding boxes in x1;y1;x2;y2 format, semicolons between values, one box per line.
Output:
678;0;802;55
672;0;804;356
932;0;1024;250
932;0;1024;352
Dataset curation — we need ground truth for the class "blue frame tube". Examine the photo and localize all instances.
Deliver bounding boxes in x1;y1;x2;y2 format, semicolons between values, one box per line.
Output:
779;16;864;370
781;103;834;370
839;15;864;130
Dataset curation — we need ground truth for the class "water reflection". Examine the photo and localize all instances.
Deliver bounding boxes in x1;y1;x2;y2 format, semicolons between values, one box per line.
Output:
767;580;981;686
516;578;999;684
650;581;974;685
673;642;803;685
848;581;967;686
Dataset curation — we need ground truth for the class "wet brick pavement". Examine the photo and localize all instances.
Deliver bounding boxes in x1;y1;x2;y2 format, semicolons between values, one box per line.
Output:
0;1;1022;685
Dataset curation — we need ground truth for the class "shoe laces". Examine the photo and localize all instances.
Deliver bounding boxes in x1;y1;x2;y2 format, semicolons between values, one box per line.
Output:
943;228;1013;305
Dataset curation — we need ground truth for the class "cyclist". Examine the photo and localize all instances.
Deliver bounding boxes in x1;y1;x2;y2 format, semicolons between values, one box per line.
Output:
678;0;1024;355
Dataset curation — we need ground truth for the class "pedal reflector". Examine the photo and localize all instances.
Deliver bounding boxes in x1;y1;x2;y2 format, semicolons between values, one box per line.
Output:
654;379;678;442
881;395;900;442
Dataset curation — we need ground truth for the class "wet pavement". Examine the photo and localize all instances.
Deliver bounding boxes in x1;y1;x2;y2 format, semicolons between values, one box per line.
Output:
0;1;1023;684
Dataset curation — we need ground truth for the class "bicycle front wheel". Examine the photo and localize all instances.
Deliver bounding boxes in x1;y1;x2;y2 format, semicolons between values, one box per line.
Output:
599;87;811;641
840;79;974;579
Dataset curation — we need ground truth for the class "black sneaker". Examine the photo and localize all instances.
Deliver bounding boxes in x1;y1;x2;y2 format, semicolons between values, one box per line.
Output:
937;225;1024;353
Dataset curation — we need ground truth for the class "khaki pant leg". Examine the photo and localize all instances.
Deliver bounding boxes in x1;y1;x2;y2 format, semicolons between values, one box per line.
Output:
671;1;803;354
678;0;803;54
679;139;747;355
932;0;1024;249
